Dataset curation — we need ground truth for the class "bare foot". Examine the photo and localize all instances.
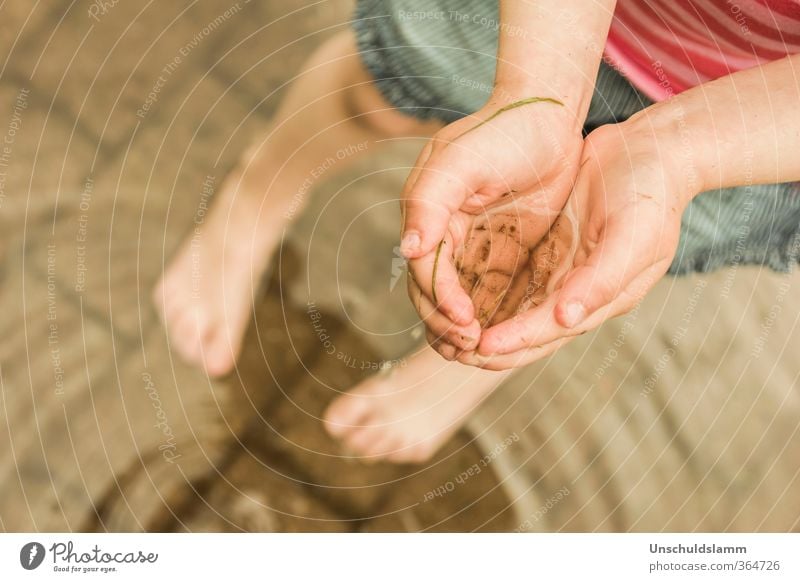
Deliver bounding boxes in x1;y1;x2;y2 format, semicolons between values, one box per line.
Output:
153;147;281;376
322;345;511;464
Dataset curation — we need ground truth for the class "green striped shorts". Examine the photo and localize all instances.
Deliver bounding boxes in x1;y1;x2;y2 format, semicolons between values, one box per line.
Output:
353;0;800;275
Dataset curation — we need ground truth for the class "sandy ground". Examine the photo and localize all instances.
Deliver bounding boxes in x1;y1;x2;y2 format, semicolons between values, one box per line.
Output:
1;0;798;532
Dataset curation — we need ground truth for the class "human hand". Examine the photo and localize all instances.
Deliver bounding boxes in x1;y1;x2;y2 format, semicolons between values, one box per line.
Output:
402;93;584;353
456;119;697;370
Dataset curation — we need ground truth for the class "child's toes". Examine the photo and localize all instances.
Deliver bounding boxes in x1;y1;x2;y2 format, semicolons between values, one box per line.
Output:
323;394;373;438
386;442;434;465
357;434;399;463
203;335;237;377
343;426;381;456
170;315;201;354
363;434;402;461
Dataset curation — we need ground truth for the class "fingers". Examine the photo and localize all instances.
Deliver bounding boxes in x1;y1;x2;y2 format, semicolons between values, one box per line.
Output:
553;216;660;329
409;278;481;352
478;260;664;357
477;292;570;356
400;143;478;259
407;236;475;326
426;330;458;361
458;335;572;371
465;263;663;370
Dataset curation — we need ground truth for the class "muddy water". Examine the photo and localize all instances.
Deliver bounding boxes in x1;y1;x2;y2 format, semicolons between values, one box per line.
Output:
457;204;578;328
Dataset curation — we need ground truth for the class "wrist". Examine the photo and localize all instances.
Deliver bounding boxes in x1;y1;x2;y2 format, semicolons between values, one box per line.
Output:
489;78;588;135
493;53;601;123
620;104;708;208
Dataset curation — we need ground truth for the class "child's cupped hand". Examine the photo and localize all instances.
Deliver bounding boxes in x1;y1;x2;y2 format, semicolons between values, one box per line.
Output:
401;95;584;354
450;121;695;370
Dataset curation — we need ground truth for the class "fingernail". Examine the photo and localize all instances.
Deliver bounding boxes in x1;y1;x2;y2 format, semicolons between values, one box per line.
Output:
562;301;586;328
448;305;470;325
400;231;421;257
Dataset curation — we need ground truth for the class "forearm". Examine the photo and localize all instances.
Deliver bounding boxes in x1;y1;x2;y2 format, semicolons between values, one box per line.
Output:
628;53;800;201
494;0;618;121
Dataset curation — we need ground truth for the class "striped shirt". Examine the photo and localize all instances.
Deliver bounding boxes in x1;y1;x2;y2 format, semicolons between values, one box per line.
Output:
605;0;800;100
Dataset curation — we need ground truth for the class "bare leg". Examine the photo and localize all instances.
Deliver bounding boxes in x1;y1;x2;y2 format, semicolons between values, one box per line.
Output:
153;31;439;376
323;345;511;464
154;30;509;465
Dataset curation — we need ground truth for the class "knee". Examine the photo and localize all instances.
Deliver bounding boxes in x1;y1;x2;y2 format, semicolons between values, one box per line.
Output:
344;79;441;137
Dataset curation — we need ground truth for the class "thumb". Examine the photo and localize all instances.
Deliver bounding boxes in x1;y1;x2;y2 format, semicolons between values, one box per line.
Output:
400;148;477;258
554;221;653;328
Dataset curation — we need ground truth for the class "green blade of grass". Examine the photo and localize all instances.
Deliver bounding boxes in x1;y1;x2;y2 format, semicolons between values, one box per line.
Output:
456;96;564;141
431;239;446;305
